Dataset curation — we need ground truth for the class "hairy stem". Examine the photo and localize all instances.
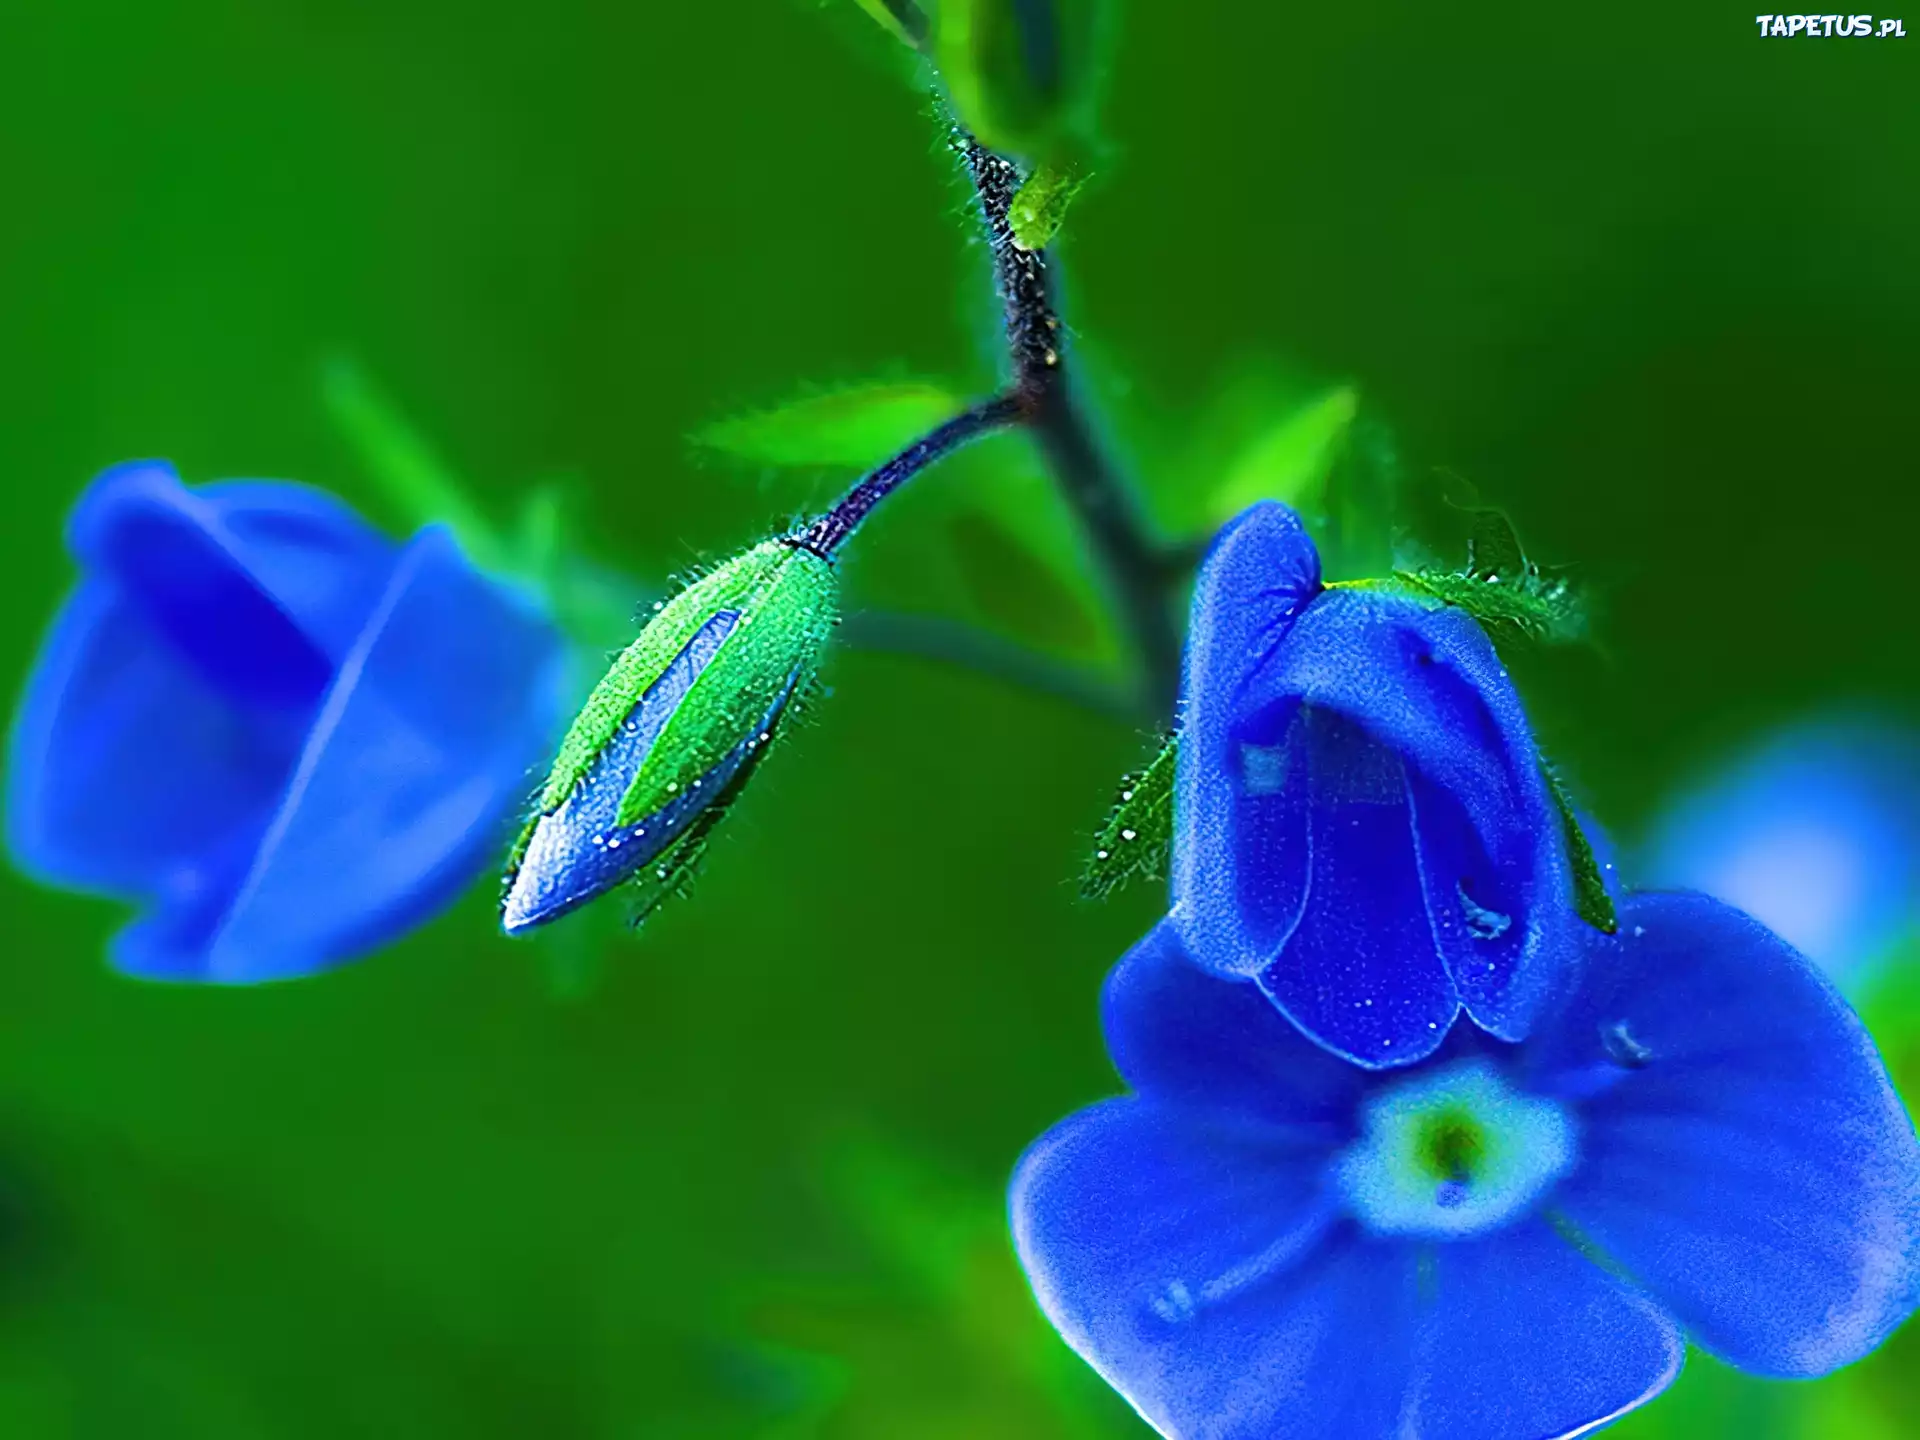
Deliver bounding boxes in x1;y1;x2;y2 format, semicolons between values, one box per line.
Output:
955;132;1184;716
790;393;1024;558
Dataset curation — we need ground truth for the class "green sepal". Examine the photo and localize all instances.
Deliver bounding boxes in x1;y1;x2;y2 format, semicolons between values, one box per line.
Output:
616;547;835;827
1008;163;1087;251
617;747;760;929
1081;732;1176;899
1388;509;1584;647
694;382;962;470
1542;763;1619;936
513;541;837;864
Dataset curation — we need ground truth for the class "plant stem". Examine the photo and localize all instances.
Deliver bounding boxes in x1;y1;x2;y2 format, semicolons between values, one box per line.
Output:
838;609;1140;721
789;393;1024;558
785;126;1190;723
954;131;1185;717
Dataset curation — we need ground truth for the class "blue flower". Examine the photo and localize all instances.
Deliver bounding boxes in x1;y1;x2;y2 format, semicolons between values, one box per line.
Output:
1012;894;1920;1440
1644;714;1920;986
1171;501;1576;1069
6;460;568;982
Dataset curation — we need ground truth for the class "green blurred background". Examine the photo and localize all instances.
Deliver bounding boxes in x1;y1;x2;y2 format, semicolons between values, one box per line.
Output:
1;1;1916;1434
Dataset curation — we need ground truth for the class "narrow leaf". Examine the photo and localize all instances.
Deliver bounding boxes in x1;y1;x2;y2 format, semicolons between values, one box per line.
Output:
694;382;964;470
1207;385;1359;529
321;356;507;572
1542;764;1619;935
1081;732;1176;899
852;0;928;46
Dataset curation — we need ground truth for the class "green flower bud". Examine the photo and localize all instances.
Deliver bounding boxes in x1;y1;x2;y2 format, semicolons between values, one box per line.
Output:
501;539;838;934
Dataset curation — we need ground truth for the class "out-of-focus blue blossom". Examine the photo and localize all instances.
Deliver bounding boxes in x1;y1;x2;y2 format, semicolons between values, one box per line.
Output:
5;460;568;982
1644;716;1920;986
1012;894;1920;1439
1171;502;1576;1069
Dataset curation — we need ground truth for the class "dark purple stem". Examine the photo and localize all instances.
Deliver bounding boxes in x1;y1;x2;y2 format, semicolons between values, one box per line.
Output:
955;132;1183;716
786;123;1187;720
789;393;1023;559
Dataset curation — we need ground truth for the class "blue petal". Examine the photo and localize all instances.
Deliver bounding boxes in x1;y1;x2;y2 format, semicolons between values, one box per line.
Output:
1011;1097;1419;1440
1411;1221;1682;1438
1198;587;1574;1059
1270;592;1571;1037
5;578;307;897
1254;706;1461;1069
1171;501;1321;979
1102;922;1368;1133
501;610;764;933
65;462;392;707
1536;891;1920;1376
1642;714;1920;982
115;526;567;982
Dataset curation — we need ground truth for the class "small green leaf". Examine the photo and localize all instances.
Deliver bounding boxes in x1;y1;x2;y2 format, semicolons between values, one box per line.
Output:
1154;367;1396;578
1206;384;1359;529
1008;163;1087;251
1542;764;1618;935
321;356;507;573
694;382;964;470
1082;732;1176;899
852;0;928;46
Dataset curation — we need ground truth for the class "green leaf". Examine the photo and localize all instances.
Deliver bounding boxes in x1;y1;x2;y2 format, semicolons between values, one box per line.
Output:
1081;732;1176;899
851;0;928;46
694;382;964;470
1008;163;1087;251
320;356;507;573
1205;383;1359;529
1542;764;1619;935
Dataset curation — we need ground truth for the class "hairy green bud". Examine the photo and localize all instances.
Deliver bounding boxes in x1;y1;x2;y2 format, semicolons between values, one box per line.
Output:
501;540;838;934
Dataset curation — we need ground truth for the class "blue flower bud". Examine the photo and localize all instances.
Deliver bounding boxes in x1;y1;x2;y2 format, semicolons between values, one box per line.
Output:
1171;502;1578;1069
501;539;838;934
5;461;568;982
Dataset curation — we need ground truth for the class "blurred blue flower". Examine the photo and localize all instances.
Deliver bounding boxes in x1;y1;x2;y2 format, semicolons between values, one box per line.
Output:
1013;894;1920;1440
1644;716;1920;985
1171;502;1576;1069
5;460;568;982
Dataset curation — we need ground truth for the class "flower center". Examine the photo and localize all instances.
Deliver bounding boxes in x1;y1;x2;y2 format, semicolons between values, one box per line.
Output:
1334;1058;1576;1238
